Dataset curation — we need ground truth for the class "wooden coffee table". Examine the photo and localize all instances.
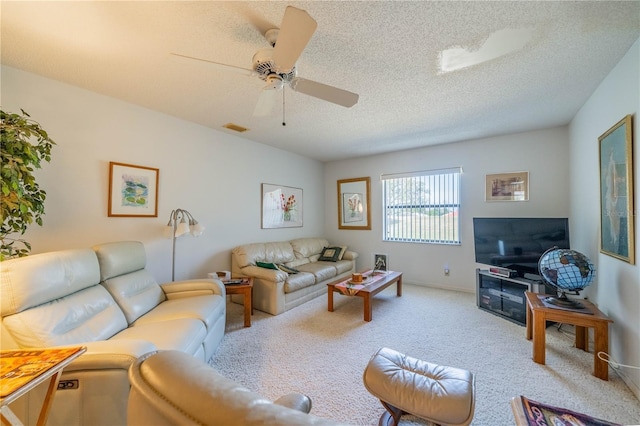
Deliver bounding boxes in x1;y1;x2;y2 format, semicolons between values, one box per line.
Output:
224;277;254;327
327;271;402;322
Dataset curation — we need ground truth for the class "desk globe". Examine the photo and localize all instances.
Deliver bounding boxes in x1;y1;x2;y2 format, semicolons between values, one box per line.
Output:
538;247;596;309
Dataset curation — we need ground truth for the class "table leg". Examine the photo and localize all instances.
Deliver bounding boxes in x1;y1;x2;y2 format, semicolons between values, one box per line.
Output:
36;371;62;426
526;302;532;341
593;323;609;380
327;285;334;312
243;289;251;327
396;276;402;296
364;294;372;322
575;326;588;351
532;311;546;364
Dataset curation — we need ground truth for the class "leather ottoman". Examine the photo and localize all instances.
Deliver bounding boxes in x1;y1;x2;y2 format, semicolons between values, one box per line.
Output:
363;347;476;426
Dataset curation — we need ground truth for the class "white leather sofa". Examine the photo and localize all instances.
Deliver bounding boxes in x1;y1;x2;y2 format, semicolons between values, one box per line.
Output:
0;241;226;426
231;237;358;315
128;350;351;425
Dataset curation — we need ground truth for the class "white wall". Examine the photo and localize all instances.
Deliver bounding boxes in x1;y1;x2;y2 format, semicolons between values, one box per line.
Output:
569;38;639;397
1;65;325;282
324;126;570;293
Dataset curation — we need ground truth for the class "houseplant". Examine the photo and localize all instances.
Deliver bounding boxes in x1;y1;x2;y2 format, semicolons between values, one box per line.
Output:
1;109;56;260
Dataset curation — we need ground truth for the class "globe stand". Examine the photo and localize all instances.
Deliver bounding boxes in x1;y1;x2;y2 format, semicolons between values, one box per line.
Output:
544;290;585;309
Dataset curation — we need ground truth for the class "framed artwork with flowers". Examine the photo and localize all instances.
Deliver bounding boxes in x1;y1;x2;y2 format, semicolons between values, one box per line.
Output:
337;177;371;230
261;183;303;229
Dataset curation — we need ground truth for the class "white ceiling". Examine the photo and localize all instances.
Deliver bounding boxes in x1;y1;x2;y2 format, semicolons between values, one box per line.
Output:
2;1;639;162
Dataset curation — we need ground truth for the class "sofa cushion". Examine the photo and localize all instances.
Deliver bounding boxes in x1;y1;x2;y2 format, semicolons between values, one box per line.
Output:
334;259;354;275
2;285;128;347
1;248;101;316
296;262;338;283
102;269;165;324
283;273;316;293
133;295;224;332
232;242;296;268
94;241;146;280
113;318;206;356
290;238;329;259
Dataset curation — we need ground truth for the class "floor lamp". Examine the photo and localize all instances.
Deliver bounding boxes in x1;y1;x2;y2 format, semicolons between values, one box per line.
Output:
164;208;204;281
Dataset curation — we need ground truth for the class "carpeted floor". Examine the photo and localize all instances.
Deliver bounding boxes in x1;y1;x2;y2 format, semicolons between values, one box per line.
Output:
210;284;640;425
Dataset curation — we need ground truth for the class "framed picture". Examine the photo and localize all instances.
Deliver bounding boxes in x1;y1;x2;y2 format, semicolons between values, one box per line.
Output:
485;171;529;202
261;183;303;229
337;177;371;230
599;115;634;264
373;253;388;273
108;162;159;217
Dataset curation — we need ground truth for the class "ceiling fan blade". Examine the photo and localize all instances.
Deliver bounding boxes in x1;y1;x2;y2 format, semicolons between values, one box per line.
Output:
253;88;279;116
290;78;359;108
170;53;258;77
272;6;317;73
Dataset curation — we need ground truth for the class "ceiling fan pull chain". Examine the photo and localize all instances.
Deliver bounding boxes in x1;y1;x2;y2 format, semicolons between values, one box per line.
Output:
282;89;286;126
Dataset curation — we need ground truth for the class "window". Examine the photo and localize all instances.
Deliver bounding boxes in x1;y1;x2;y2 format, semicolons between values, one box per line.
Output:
382;167;461;244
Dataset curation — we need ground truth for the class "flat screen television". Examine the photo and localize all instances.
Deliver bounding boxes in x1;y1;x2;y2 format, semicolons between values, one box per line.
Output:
473;217;570;278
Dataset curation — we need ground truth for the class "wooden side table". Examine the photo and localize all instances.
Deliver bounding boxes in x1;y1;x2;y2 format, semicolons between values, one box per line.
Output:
224;277;254;327
524;291;613;380
1;346;86;426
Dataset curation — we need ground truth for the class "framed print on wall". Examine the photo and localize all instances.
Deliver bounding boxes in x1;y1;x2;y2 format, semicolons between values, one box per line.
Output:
599;114;634;264
337;177;371;230
485;171;529;201
108;162;159;217
261;183;303;229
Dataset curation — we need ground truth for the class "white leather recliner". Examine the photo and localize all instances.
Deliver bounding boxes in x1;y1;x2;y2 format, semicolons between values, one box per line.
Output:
128;350;351;426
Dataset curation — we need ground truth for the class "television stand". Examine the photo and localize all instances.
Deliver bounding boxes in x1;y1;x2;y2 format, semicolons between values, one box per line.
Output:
476;269;550;326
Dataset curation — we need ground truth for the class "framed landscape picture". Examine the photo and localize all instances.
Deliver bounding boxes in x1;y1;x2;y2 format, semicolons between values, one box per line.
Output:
337;177;371;230
108;162;159;217
599;114;634;264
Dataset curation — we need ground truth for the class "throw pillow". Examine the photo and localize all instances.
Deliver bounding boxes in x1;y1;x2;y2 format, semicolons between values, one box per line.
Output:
318;247;340;262
256;261;279;270
277;264;299;274
337;246;348;260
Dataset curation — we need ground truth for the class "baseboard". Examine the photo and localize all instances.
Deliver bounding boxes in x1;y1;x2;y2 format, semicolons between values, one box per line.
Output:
403;280;474;294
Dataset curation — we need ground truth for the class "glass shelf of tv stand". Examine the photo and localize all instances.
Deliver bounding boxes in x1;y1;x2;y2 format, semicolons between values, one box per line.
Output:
475;269;550;326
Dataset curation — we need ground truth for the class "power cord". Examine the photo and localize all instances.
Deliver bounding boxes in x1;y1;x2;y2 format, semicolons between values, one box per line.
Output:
597;351;640;371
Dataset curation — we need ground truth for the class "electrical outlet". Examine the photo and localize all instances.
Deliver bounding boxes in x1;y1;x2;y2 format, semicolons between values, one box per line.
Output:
444;264;450;276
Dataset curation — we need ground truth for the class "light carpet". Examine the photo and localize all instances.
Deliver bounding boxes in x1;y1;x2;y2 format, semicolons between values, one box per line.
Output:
210;284;640;425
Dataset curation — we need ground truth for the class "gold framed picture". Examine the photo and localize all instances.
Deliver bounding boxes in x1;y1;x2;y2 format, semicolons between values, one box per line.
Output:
599;114;634;264
485;171;529;202
337;177;371;230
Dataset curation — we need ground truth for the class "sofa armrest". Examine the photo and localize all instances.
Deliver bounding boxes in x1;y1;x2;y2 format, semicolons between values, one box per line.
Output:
160;279;225;299
63;339;157;372
241;266;288;282
342;251;358;261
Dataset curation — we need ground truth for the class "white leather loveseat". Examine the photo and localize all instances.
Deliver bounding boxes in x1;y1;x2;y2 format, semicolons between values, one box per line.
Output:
0;241;226;426
231;237;358;315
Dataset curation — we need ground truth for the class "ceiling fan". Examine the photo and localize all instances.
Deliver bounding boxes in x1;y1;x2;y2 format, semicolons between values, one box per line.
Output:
172;6;359;117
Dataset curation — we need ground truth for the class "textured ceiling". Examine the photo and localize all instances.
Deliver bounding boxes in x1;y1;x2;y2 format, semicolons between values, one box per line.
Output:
2;1;639;162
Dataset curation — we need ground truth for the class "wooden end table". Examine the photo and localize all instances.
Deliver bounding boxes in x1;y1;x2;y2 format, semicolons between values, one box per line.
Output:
327;270;402;322
524;291;613;380
224;277;253;327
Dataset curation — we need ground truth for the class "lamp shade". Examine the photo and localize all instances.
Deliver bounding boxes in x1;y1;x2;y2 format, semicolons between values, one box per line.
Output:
190;221;205;237
175;218;190;237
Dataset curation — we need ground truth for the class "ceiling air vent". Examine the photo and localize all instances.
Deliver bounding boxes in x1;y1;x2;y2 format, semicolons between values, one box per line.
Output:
223;123;249;133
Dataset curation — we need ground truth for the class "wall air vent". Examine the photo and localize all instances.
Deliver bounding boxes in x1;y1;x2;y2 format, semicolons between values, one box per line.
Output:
223;123;249;133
